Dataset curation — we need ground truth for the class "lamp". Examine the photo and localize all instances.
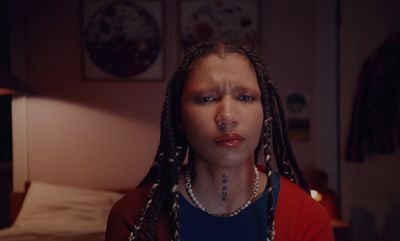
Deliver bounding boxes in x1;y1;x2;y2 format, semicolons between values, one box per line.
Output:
0;62;29;95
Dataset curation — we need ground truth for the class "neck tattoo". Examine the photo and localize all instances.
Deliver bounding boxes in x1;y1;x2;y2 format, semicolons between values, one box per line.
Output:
221;174;228;201
184;165;260;217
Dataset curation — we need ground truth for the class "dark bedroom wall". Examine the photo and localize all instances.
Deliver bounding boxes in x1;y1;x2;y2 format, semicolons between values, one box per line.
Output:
0;0;12;228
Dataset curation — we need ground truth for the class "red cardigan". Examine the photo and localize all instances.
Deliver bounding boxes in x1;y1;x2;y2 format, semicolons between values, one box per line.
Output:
106;176;334;241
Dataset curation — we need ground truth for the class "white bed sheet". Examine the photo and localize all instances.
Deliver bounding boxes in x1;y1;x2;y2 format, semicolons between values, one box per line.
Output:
0;181;123;241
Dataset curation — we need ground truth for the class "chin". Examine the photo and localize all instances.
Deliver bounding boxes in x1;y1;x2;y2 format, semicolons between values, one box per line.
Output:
209;153;254;169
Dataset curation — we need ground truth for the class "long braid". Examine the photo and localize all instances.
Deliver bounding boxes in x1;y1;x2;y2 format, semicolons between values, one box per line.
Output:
266;83;296;183
258;66;276;241
266;84;286;175
147;73;187;240
130;148;165;240
143;184;168;241
241;46;299;187
262;117;276;241
131;70;187;240
242;41;310;240
244;47;276;241
167;145;187;241
128;182;159;241
268;83;309;191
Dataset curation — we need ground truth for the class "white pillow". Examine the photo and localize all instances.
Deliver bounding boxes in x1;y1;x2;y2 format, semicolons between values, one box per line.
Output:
12;181;123;235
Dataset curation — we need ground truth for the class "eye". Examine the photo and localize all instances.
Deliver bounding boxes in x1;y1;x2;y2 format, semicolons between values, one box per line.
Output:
195;96;217;104
238;95;255;102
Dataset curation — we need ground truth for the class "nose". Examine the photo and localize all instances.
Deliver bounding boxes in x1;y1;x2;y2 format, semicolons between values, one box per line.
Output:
215;96;238;131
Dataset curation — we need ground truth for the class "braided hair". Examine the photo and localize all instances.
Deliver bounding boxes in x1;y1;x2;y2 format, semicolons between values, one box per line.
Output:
131;39;309;241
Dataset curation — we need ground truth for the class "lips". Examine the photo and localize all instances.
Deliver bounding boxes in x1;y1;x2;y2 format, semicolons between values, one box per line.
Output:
214;133;244;147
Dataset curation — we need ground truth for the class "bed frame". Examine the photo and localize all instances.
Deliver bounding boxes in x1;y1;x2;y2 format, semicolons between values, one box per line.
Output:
9;182;30;224
10;191;25;224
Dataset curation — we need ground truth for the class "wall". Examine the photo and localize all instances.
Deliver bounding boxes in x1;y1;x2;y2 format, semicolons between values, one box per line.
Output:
9;0;334;193
340;0;400;238
10;0;172;190
262;0;339;194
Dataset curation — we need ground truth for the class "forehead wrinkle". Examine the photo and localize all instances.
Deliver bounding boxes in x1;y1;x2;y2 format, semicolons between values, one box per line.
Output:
201;78;223;93
186;53;258;93
188;52;254;76
183;75;221;95
197;78;259;95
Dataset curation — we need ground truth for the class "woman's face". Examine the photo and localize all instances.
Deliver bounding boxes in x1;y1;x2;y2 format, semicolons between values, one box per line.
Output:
181;53;264;168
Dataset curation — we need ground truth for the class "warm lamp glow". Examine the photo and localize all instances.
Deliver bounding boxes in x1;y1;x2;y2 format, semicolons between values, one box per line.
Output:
310;189;323;202
0;62;29;95
0;88;16;95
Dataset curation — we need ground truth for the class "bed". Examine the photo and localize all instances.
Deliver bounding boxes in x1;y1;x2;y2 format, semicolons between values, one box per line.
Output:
0;181;124;241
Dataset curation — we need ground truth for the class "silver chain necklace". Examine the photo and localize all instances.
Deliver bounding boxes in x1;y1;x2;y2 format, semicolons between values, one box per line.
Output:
184;165;259;217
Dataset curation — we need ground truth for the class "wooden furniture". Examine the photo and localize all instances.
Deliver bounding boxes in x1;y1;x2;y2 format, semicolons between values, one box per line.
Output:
332;219;351;241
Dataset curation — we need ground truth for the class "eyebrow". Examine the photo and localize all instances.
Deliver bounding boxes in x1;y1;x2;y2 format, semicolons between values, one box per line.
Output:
184;80;221;94
186;82;260;97
232;85;260;94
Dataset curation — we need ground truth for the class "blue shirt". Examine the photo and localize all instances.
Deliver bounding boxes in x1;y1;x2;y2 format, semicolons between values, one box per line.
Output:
179;173;281;241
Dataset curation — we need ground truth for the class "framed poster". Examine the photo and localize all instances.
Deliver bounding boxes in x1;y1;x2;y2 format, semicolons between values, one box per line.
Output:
179;0;260;54
284;91;310;142
81;0;164;81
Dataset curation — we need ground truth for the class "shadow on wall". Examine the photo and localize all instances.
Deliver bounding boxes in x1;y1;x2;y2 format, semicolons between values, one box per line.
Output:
350;206;400;241
25;80;165;128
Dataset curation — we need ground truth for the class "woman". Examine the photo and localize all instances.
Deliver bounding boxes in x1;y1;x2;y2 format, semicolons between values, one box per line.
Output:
106;39;334;241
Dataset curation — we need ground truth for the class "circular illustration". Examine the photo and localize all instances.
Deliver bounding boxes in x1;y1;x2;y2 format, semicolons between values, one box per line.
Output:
181;1;258;51
84;1;161;78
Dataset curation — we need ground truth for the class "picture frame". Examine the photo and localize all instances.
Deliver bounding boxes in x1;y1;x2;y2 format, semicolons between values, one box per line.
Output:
179;0;260;56
80;0;164;81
